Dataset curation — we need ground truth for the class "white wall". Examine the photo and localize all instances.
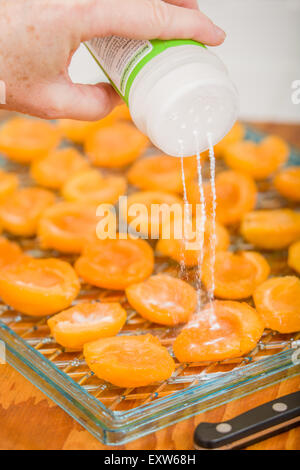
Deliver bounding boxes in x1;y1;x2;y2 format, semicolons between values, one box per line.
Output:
69;0;300;122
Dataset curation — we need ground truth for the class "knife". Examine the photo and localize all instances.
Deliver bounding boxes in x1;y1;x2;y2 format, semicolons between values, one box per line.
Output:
194;390;300;450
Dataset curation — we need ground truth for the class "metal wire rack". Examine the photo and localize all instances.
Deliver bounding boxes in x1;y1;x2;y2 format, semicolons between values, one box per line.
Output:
0;126;300;444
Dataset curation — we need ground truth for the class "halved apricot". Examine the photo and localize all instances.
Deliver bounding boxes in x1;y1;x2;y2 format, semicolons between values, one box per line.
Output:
156;219;230;267
274;166;300;202
30;147;89;190
288;241;300;274
204;122;245;159
0;187;55;237
61;169;127;206
110;104;131;122
0;258;80;316
126;274;197;326
57;119;107;144
57;105;131;144
127;154;199;193
173;300;265;362
224;136;289;180
253;276;300;333
120;190;183;238
240;209;300;250
0;237;25;269
0;170;19;201
202;251;270;299
85;122;149;168
38;202;98;253
75;238;154;290
48;302;127;350
187;170;257;225
83;334;175;387
0;117;61;163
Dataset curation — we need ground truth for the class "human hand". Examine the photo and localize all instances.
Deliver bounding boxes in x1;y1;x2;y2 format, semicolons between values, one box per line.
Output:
0;0;225;120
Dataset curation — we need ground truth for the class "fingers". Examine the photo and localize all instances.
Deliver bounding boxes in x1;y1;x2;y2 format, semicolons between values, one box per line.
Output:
80;0;225;46
41;80;122;120
163;0;199;9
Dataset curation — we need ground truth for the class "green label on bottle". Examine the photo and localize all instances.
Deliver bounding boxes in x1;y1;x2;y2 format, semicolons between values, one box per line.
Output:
86;37;204;105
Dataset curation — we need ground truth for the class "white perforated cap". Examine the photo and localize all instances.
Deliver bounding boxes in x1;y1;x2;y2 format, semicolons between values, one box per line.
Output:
143;62;239;157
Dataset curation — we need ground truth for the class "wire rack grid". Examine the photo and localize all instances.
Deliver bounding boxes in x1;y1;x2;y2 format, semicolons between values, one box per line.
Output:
0;126;300;445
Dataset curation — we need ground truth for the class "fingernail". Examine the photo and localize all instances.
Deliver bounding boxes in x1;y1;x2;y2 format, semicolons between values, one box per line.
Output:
213;24;226;41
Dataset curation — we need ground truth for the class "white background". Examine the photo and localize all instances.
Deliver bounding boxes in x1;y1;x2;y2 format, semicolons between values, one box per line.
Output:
69;0;300;122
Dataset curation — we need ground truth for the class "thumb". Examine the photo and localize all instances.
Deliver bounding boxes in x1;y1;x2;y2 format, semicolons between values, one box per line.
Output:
42;80;122;120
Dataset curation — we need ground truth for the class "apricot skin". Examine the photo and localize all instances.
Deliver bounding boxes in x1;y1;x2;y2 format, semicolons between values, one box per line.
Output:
30;147;89;190
214;122;245;158
75;238;154;290
85;122;149;168
274;166;300;202
0;187;56;237
0;118;61;163
56;106;131;144
127;154;198;194
61;169;127;206
288;241;300;275
0;170;19;202
224;136;289;180
0;237;25;270
240;210;300;250
0;258;80;316
253;276;300;333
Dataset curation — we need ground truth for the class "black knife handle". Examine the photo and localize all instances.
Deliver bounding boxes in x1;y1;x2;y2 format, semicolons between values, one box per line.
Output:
194;391;300;450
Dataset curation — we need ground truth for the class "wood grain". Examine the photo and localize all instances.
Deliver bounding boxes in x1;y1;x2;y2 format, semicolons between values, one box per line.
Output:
0;122;300;450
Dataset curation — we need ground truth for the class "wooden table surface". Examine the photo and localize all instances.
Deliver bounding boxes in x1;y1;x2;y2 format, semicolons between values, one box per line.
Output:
0;122;300;451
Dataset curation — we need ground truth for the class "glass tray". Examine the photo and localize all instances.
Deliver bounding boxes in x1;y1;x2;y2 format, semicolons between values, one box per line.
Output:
0;126;300;445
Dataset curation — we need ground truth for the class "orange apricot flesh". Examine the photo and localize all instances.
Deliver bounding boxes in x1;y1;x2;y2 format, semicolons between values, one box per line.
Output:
156;219;230;267
224;136;289;180
0;117;61;163
173;300;265;362
0;187;55;237
48;302;127;350
187;170;257;225
0;258;80;316
126;274;197;326
56;106;131;144
85;122;148;168
38;202;98;253
119;190;183;238
240;209;300;250
213;122;245;158
61;169;127;206
110;104;132;122
274;166;300;202
127;154;200;193
30;147;89;190
0;170;19;201
75;238;154;290
288;240;300;275
0;237;26;270
253;276;300;333
83;334;175;387
201;251;270;299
